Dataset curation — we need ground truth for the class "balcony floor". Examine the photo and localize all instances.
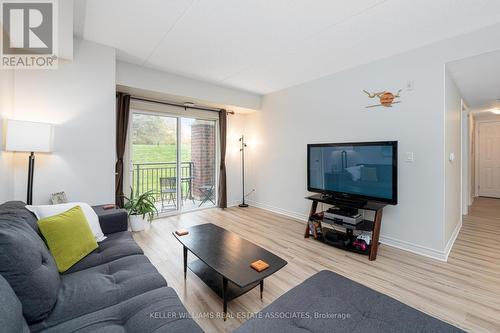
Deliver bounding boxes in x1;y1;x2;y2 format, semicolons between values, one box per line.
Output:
155;198;215;214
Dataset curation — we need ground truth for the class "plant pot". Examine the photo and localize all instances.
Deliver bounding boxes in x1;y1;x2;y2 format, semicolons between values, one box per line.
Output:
129;214;146;232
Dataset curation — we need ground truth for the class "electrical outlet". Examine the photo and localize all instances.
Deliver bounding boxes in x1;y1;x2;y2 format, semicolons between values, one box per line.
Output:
405;152;415;163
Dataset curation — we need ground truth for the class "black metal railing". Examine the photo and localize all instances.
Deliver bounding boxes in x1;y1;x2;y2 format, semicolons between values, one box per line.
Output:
132;162;194;202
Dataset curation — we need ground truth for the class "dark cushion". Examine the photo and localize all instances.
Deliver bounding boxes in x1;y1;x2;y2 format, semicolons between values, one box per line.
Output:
63;231;143;274
36;287;203;333
92;205;129;235
30;254;167;332
235;270;465;333
0;274;30;333
0;211;61;324
0;200;39;233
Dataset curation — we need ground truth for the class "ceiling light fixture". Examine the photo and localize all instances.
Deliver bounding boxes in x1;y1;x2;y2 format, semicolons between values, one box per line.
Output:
183;102;195;108
489;108;500;115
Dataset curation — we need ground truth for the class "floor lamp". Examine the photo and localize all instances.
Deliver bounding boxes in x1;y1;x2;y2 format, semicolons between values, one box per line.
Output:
239;135;248;208
5;120;53;205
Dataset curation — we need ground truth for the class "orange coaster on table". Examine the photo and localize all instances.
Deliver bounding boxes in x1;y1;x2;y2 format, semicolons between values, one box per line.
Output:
175;229;189;236
250;260;269;272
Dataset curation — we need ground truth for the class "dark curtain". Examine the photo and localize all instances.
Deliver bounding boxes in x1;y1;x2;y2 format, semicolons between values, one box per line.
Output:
218;109;228;208
115;93;131;207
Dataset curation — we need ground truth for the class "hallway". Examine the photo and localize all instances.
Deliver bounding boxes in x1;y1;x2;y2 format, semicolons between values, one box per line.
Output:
446;197;500;331
467;197;500;219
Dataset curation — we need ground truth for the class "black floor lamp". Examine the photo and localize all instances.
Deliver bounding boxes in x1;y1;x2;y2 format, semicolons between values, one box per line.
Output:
239;135;248;208
5;120;53;205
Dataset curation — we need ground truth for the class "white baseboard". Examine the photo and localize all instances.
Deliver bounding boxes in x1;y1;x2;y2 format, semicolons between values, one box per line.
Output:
379;235;449;261
443;218;462;261
227;200;241;208
242;200;459;262
246;200;309;222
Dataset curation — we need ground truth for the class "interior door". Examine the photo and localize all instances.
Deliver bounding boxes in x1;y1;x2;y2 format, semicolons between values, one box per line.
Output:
479;121;500;198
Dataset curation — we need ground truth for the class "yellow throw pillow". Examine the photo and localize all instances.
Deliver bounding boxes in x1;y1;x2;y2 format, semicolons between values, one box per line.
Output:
37;205;98;273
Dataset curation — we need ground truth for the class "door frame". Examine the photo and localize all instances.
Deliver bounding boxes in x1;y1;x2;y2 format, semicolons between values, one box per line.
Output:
124;109;220;218
475;119;500;198
460;100;469;215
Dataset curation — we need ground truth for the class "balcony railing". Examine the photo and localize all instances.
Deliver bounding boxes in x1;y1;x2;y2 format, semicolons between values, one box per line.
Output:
132;162;194;202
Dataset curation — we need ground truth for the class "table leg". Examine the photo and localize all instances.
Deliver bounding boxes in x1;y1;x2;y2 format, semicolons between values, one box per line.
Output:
188;179;195;204
183;246;188;280
181;179;187;206
260;280;264;300
305;201;318;238
222;277;228;321
209;188;215;205
199;189;207;207
369;208;383;261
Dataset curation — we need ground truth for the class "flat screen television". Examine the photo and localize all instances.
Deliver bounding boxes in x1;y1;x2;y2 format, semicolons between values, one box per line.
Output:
307;141;398;205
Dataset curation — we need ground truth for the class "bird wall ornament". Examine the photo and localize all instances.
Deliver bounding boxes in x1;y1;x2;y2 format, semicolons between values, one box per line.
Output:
363;89;402;108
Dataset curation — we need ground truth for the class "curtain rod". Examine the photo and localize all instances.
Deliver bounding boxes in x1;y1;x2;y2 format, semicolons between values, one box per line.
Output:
128;95;235;115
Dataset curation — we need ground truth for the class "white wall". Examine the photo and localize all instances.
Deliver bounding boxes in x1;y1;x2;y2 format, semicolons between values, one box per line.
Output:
116;61;262;111
461;102;471;215
10;39;116;205
58;0;74;60
226;114;246;206
474;112;500;122
116;62;261;208
3;39;256;206
0;70;15;202
243;23;500;260
245;50;447;258
462;105;468;214
469;114;476;203
444;71;463;249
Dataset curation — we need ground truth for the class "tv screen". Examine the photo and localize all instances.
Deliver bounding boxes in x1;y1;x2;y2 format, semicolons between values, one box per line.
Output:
308;141;398;204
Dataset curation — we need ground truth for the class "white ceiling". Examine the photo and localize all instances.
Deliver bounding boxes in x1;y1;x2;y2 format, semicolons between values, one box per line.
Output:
74;0;500;95
447;50;500;112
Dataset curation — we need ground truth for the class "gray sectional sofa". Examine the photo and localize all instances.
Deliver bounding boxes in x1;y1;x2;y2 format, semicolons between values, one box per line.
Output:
0;201;202;333
236;270;465;333
0;201;465;333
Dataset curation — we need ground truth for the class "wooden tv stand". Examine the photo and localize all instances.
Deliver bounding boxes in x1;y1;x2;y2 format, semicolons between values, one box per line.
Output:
304;194;387;261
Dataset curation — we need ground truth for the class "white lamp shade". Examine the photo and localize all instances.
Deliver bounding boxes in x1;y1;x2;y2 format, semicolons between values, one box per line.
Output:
5;120;53;153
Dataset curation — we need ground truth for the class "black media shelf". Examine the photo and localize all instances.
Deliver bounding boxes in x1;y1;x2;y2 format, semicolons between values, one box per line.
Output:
304;194;387;261
320;229;371;256
323;239;371;256
322;219;374;232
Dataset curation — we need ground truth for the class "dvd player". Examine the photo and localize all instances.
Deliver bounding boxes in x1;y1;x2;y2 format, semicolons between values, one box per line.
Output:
324;212;363;226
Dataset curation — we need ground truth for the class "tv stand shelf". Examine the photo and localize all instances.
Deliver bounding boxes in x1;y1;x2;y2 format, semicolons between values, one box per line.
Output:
304;194;387;261
322;219;374;232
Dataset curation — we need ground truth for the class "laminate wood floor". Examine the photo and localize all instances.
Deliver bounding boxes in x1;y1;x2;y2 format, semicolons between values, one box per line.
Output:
133;197;500;333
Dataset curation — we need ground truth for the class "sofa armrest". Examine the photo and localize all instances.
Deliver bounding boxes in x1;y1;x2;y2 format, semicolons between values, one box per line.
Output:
92;205;128;235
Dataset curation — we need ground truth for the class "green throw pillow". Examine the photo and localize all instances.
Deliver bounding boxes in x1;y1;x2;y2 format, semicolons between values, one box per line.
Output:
37;205;98;273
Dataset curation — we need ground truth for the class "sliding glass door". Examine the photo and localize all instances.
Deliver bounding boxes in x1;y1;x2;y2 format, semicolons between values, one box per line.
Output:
130;113;179;213
129;110;217;215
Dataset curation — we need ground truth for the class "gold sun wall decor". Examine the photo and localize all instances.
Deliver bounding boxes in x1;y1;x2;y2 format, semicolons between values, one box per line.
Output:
363;89;402;108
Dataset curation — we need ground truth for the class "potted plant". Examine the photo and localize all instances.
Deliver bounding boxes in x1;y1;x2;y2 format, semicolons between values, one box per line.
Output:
123;189;158;231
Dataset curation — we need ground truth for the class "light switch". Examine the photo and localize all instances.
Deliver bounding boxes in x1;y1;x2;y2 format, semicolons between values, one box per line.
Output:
405;152;415;163
449;153;455;162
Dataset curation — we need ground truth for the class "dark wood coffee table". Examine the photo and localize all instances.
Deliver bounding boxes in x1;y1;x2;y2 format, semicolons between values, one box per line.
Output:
173;223;287;320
